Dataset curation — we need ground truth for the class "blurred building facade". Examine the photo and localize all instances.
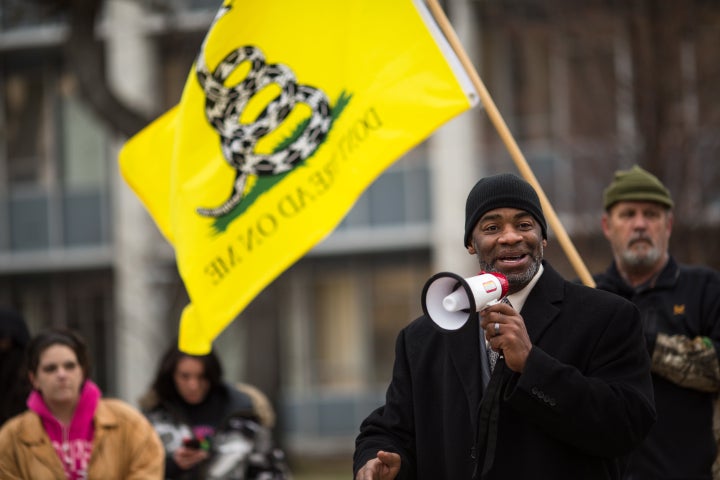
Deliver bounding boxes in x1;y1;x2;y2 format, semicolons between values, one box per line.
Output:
1;0;719;461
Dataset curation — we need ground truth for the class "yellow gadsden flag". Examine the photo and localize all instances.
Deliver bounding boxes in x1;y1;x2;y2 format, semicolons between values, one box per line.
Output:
120;0;478;354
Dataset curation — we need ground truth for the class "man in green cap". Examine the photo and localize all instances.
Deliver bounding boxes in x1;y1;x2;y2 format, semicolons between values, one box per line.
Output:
595;164;720;480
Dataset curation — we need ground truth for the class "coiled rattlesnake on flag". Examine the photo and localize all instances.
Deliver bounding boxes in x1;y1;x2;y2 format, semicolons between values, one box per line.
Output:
194;3;332;218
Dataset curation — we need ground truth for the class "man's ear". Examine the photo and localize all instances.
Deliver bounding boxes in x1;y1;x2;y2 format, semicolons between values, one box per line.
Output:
601;213;611;240
467;243;476;255
28;372;37;390
542;239;548;248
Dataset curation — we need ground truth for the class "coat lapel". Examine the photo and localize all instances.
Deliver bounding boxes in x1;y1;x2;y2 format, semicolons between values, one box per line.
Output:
447;313;483;426
90;400;118;463
17;412;67;477
521;262;564;343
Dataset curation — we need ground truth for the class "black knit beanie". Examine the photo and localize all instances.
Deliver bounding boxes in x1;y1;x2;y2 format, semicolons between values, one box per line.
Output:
464;173;547;247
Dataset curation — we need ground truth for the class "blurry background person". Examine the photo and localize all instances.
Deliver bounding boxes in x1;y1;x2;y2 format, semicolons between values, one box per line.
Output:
140;343;289;480
0;307;31;426
595;165;720;480
0;328;164;479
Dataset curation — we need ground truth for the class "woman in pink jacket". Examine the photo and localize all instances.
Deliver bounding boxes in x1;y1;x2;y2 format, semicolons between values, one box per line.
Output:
0;328;164;479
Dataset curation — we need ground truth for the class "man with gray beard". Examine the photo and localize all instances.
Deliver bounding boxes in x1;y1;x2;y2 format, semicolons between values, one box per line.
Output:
594;165;720;480
354;173;655;480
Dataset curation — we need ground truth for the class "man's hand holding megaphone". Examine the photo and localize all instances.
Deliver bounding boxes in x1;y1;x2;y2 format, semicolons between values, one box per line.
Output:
479;300;532;373
421;270;534;373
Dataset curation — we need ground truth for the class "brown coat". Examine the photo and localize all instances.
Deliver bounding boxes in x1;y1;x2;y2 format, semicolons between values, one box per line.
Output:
0;398;164;479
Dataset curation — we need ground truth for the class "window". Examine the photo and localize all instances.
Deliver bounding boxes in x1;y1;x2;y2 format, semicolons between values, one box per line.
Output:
282;253;430;448
0;53;110;252
4;67;50;187
0;0;65;30
311;254;429;389
59;73;109;246
337;145;431;231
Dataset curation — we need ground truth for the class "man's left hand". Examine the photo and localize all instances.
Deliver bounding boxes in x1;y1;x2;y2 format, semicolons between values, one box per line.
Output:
480;301;532;372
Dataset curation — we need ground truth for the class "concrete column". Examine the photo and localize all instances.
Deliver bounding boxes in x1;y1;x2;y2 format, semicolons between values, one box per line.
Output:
285;267;313;393
105;0;170;404
429;0;486;278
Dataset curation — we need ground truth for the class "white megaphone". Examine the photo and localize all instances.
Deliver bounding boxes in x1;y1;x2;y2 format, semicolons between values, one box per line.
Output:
421;271;509;331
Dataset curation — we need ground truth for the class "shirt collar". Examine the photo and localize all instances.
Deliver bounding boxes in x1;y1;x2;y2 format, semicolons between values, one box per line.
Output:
505;263;544;313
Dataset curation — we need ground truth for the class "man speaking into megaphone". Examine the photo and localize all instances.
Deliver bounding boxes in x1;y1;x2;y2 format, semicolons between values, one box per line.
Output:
354;173;656;480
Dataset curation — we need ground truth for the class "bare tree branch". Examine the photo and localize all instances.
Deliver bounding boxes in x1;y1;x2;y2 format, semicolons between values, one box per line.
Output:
65;0;151;138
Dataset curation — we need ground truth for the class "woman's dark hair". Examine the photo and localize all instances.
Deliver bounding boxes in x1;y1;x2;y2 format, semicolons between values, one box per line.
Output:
0;308;32;424
150;341;224;403
26;328;92;381
0;307;30;349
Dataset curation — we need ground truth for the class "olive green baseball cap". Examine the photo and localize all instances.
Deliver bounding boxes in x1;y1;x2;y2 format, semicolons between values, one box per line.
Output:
603;165;674;210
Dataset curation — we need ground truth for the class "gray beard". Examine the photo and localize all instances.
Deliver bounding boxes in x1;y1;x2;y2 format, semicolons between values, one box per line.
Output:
620;246;661;270
478;245;543;292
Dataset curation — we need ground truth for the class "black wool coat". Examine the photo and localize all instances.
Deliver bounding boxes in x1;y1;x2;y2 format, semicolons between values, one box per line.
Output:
354;262;656;480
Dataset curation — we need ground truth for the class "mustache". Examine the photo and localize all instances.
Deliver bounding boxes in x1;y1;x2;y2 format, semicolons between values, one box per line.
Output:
628;235;654;247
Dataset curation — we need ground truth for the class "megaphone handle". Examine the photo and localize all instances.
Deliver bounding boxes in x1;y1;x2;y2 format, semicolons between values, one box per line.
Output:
481;299;500;311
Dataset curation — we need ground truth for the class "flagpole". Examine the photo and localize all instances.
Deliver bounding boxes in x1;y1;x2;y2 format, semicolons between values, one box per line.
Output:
425;0;596;288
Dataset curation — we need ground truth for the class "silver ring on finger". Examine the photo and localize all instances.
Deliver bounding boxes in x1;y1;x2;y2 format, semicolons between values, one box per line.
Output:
494;322;500;336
